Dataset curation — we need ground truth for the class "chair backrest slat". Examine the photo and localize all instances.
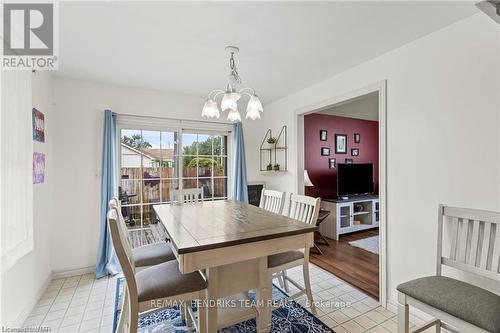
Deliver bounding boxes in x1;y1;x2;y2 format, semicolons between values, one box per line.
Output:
468;220;481;266
456;218;469;263
109;197;133;249
449;217;459;260
107;207;137;297
259;189;286;215
171;188;204;204
491;225;500;272
284;194;320;225
438;204;500;281
479;222;492;269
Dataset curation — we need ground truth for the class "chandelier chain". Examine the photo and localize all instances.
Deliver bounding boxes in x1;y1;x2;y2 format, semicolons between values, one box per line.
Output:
229;52;241;85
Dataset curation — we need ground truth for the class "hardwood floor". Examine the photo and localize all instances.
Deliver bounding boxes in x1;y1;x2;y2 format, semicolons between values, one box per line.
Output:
310;228;379;300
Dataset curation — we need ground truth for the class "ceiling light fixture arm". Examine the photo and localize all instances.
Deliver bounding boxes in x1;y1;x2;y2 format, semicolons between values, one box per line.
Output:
207;89;225;100
238;87;256;97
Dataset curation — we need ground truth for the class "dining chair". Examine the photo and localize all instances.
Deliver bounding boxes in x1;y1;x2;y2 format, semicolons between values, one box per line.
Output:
108;206;208;333
267;193;320;314
171;188;204;204
109;198;176;268
259;189;286;214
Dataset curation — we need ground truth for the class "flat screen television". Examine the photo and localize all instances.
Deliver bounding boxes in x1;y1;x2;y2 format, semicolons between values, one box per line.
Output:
337;163;374;197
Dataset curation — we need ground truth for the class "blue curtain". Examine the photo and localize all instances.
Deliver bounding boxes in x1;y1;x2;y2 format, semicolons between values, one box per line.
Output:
95;110;120;278
232;122;248;203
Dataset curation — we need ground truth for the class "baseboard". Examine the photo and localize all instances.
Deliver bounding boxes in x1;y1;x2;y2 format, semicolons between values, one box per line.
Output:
12;272;52;327
51;265;95;280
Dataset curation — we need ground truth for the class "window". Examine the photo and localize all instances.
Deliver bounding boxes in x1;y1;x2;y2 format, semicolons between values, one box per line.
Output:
181;132;228;200
1;71;34;270
119;126;229;246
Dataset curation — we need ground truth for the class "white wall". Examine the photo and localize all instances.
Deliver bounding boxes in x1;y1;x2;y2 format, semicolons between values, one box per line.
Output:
1;72;54;326
50;77;213;272
318;92;379;121
246;13;500;301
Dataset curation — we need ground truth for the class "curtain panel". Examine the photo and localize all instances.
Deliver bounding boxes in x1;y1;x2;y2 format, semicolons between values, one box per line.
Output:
96;110;120;278
232;122;248;203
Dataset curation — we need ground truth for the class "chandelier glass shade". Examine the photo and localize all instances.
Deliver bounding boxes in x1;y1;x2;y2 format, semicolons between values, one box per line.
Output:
201;46;263;122
227;109;242;122
221;92;241;112
201;99;220;118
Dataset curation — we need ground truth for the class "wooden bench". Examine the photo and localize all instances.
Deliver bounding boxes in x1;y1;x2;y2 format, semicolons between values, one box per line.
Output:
397;204;500;333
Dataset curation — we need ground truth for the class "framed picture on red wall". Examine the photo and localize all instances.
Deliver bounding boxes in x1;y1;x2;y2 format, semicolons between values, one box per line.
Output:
335;134;347;154
354;133;361;143
351;148;359;156
329;158;336;169
321;147;330;156
320;130;327;141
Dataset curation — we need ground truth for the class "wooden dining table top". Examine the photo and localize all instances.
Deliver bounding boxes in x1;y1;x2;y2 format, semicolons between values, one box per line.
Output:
153;200;317;254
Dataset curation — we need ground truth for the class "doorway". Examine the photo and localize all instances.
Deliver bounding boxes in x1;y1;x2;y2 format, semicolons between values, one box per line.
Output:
294;81;387;305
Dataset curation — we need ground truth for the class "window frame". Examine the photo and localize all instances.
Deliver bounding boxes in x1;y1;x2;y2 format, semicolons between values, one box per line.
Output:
116;116;233;230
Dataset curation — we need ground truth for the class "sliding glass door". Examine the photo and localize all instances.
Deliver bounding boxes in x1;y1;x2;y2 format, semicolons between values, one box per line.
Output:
119;127;229;246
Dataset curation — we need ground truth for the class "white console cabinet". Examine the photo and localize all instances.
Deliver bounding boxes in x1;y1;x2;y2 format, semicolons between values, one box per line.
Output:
319;195;379;240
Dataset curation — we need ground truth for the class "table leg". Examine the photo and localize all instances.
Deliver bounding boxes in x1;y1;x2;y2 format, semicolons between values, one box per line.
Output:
206;267;218;332
256;257;272;333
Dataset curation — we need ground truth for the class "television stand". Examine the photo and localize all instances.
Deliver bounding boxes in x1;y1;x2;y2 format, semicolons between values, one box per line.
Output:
320;195;379;240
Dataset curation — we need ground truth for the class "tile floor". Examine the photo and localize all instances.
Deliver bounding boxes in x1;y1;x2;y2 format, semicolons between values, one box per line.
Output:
22;264;426;333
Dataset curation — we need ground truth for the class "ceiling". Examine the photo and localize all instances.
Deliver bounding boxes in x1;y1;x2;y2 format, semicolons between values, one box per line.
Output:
57;1;478;103
318;92;379;121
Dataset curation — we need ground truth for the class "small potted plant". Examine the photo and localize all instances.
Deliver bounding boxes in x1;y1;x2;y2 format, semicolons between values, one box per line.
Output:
266;163;273;171
273;163;280;171
267;137;277;145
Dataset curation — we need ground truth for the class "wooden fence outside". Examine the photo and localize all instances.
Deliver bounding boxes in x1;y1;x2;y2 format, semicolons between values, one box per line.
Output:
120;166;226;225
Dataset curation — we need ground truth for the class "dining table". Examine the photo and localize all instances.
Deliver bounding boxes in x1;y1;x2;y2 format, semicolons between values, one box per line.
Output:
153;200;317;332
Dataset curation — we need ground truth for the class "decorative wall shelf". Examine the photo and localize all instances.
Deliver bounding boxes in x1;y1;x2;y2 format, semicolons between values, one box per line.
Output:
259;126;288;172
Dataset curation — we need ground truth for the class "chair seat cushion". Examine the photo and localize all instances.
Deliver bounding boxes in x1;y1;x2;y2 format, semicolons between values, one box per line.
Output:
397;276;500;333
136;261;207;302
132;243;176;267
268;251;304;268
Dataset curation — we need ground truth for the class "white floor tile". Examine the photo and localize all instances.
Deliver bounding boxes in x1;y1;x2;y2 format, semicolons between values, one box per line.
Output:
44;309;67;321
79;318;100;332
354;314;378;330
342;319;365;333
23;263;395;333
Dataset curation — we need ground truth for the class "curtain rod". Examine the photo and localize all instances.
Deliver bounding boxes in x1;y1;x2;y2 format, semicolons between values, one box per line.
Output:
115;112;234;126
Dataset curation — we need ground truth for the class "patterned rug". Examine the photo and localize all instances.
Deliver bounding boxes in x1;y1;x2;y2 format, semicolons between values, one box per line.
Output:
348;235;379;255
113;277;334;332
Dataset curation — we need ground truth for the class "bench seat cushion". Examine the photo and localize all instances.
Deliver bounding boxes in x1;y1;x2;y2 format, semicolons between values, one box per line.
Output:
132;243;176;267
136;260;207;302
397;276;500;333
268;251;304;268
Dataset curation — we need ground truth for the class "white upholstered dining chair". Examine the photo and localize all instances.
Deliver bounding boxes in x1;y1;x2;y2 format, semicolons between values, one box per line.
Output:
109;198;176;268
259;189;286;214
171;188;204;204
268;194;320;314
108;206;208;333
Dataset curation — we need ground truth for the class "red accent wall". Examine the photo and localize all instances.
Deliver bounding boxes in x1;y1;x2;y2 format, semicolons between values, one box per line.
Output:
304;114;379;198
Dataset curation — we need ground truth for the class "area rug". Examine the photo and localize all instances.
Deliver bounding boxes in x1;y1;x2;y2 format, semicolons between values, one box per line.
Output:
348;235;379;255
113;277;334;332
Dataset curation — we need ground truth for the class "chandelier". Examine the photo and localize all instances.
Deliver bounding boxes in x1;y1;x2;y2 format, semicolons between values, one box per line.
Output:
201;46;263;122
